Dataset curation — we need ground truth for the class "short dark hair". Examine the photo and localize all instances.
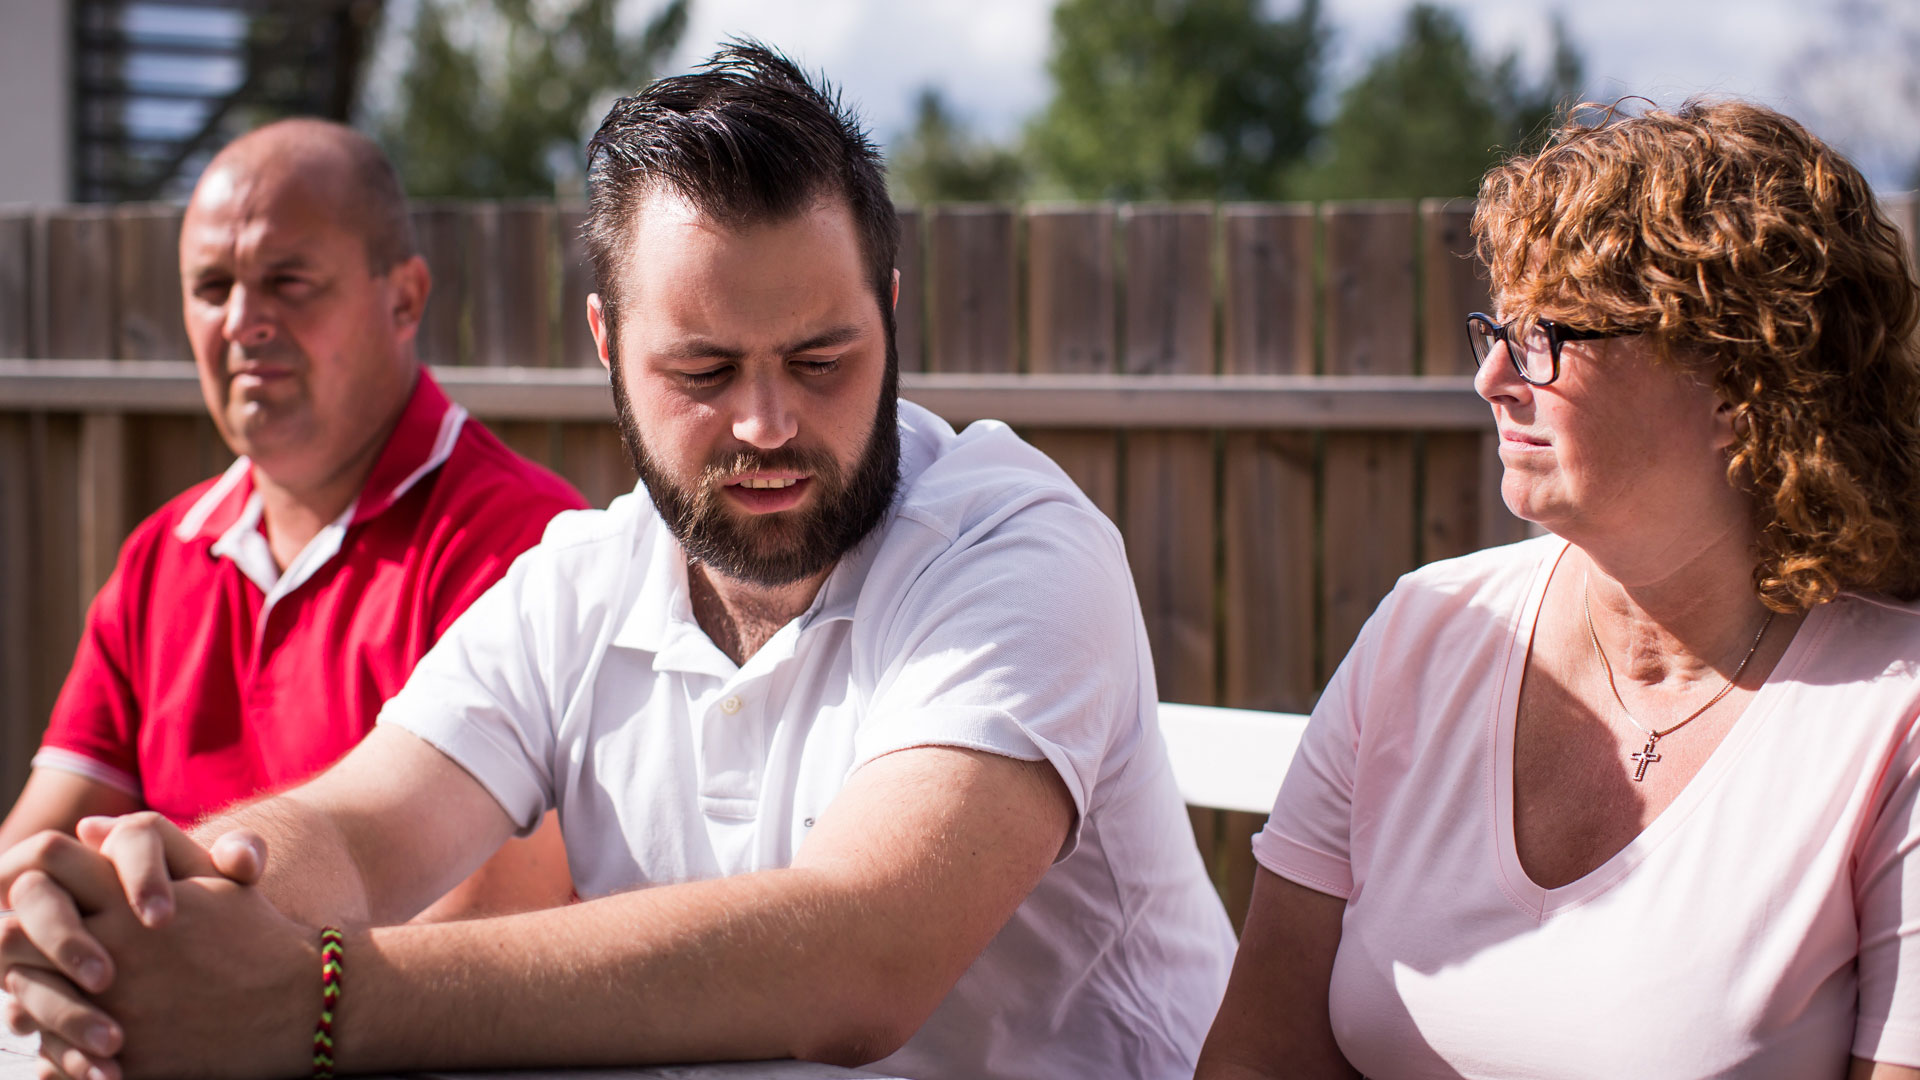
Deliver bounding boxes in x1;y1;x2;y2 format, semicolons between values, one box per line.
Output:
583;40;898;364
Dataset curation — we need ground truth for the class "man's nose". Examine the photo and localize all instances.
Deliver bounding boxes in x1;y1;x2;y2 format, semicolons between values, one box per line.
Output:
731;370;800;450
222;284;276;348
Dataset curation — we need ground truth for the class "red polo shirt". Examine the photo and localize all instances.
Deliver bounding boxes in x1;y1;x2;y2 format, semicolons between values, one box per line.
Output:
35;370;588;824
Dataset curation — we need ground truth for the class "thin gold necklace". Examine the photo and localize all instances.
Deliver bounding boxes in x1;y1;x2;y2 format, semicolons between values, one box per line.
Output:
1581;572;1774;782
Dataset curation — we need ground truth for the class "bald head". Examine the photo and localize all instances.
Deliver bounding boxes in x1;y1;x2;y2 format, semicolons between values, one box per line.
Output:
192;118;415;272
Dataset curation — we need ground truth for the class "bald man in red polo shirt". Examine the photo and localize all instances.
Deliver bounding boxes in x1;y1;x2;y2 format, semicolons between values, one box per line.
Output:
0;119;587;916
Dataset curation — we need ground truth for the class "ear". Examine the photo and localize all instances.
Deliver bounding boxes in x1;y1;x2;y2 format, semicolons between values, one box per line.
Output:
587;293;613;374
891;268;900;312
388;255;431;340
1711;395;1740;452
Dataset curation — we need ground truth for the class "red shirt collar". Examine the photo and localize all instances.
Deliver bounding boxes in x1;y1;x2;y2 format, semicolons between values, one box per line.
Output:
172;369;467;544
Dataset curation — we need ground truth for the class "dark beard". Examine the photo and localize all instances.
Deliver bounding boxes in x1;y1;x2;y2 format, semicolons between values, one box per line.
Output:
609;360;900;587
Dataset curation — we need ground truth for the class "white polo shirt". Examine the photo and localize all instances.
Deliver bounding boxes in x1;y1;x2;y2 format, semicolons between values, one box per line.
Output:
380;400;1235;1080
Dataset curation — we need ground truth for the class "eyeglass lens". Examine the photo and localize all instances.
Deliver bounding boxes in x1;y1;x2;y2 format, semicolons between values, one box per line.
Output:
1468;318;1556;382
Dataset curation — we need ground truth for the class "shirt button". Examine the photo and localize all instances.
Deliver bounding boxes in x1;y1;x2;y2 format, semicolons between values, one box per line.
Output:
721;695;743;714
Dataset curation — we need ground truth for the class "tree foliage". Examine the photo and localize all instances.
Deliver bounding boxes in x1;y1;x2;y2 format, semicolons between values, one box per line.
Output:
379;0;688;199
1026;0;1326;200
889;88;1028;204
1293;4;1582;200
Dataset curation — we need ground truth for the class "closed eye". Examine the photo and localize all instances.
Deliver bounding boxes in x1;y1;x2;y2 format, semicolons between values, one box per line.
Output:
791;356;841;376
681;366;732;389
193;277;233;304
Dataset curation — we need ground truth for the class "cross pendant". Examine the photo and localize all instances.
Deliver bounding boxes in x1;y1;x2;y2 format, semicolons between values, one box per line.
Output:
1630;734;1662;782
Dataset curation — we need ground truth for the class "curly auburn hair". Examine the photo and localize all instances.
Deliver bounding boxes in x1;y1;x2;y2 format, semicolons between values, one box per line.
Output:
1473;98;1920;612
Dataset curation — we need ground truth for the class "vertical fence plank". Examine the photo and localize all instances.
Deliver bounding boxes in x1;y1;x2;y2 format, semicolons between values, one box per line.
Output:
1419;199;1497;565
114;205;188;361
1218;203;1318;930
1221;203;1317;712
1121;203;1217;703
1321;202;1418;673
1122;203;1215;377
468;204;557;469
0;213;36;357
557;206;598;368
0;218;33;794
1025;205;1119;520
412;205;467;367
42;208;117;360
894;208;925;374
927;207;1016;373
128;416;228;520
1121;203;1222;909
0;415;34;804
78;413;127;608
469;202;554;368
558;421;632;509
491;421;557;471
30;416;83;745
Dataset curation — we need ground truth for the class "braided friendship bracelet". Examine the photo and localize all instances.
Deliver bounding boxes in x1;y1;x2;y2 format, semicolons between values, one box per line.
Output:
313;926;344;1080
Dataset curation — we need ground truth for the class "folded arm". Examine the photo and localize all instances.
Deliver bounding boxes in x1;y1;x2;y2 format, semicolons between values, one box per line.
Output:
0;770;142;854
5;727;1071;1078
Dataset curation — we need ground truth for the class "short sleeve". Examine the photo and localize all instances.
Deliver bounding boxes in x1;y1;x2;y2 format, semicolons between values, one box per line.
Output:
1248;597;1388;901
36;536;148;798
1852;712;1920;1066
854;497;1143;857
378;543;565;836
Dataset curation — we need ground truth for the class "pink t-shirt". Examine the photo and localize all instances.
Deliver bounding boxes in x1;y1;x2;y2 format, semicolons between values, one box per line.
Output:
1254;536;1920;1079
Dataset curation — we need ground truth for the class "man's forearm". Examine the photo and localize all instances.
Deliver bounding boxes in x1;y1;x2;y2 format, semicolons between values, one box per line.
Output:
332;867;931;1072
318;748;1072;1073
193;793;376;927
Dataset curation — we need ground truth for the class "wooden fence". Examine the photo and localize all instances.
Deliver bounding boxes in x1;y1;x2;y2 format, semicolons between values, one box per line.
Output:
4;195;1914;925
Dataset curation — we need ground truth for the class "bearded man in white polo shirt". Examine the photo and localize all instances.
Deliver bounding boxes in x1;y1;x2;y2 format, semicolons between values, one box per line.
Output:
0;42;1235;1080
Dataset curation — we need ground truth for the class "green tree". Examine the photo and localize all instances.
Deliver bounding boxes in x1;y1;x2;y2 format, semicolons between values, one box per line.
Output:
1027;0;1326;200
889;88;1028;204
379;0;689;199
1293;4;1582;200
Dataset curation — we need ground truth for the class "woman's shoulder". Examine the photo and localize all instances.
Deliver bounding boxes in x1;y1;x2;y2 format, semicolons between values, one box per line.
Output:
1805;591;1920;685
1374;535;1562;625
1337;535;1563;666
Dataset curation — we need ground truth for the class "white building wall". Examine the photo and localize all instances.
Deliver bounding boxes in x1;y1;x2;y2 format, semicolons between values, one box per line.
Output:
0;0;71;205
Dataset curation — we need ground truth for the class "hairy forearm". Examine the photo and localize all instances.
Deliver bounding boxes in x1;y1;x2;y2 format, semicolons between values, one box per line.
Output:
333;867;933;1072
192;794;376;927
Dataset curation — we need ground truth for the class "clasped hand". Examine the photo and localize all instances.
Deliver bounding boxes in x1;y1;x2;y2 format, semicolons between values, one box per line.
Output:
0;815;309;1080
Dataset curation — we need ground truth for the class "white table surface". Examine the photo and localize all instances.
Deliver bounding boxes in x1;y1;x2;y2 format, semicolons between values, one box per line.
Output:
0;1013;902;1080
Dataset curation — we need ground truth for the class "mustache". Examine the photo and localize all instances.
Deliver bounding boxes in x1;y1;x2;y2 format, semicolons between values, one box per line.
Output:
702;446;839;483
225;341;306;372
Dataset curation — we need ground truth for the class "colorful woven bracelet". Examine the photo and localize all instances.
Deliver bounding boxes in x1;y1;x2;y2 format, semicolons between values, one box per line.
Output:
313;926;344;1080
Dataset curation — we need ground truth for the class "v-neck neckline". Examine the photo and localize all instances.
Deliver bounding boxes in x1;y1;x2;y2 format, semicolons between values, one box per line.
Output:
1488;539;1827;918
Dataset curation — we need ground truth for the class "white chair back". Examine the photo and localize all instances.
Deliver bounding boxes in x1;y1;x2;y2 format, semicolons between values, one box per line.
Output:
1158;702;1309;815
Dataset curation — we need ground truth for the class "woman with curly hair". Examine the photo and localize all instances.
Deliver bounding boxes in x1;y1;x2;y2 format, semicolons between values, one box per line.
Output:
1195;99;1920;1079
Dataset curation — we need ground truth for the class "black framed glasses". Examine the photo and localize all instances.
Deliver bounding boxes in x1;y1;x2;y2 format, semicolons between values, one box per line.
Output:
1466;312;1618;386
